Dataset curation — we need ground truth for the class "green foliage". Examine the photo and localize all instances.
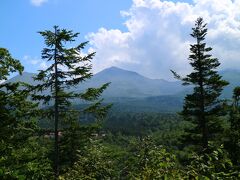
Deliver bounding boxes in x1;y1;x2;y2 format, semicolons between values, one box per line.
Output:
0;48;52;179
104;112;182;136
0;47;25;129
186;143;239;179
59;119;101;170
0;137;53;180
124;137;183;179
225;87;240;165
0;48;23;81
171;17;228;151
60;140;120;180
233;86;240;105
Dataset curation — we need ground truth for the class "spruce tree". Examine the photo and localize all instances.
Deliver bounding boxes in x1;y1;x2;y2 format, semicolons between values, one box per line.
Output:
33;26;110;178
171;17;228;152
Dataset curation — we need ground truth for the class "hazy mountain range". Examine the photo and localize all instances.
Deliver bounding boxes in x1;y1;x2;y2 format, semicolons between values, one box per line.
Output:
7;67;240;112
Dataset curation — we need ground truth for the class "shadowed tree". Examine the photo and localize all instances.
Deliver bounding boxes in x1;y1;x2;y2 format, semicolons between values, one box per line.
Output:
171;17;228;152
225;87;240;165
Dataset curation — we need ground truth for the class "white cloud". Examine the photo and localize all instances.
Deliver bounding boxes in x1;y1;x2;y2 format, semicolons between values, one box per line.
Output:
40;61;48;69
87;0;240;80
30;0;48;7
23;55;48;70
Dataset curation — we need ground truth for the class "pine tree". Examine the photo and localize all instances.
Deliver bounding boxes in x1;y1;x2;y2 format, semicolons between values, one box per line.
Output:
171;17;228;152
32;26;110;178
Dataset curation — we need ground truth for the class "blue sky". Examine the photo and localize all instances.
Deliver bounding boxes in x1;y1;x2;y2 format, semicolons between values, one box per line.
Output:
1;0;240;79
1;0;133;71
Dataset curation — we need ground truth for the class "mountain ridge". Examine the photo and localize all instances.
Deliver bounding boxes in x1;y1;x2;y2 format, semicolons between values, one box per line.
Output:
6;66;240;104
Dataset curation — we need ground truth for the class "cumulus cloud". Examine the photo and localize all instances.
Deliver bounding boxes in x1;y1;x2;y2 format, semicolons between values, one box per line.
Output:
87;0;240;80
23;55;48;70
30;0;48;7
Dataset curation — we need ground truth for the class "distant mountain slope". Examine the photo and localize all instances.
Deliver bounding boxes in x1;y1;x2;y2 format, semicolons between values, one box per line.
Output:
220;69;240;98
79;66;184;98
176;69;240;99
6;67;240;112
7;72;37;85
8;67;185;98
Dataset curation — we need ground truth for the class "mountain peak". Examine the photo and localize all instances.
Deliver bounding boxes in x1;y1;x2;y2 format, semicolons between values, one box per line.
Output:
7;72;37;84
104;66;128;72
96;66;143;78
21;72;36;76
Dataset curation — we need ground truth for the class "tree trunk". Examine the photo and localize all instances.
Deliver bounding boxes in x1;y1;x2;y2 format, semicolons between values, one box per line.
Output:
54;26;59;179
197;38;208;150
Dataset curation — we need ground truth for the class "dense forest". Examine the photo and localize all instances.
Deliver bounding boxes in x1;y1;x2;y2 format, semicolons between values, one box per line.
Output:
1;17;240;179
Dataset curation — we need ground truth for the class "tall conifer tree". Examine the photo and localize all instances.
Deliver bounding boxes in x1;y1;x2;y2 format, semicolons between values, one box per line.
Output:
171;18;228;152
33;26;110;178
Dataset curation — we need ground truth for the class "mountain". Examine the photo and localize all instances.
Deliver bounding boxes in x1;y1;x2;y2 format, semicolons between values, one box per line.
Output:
7;72;37;85
5;67;240;112
79;66;185;98
7;67;185;98
175;69;240;99
220;69;240;98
